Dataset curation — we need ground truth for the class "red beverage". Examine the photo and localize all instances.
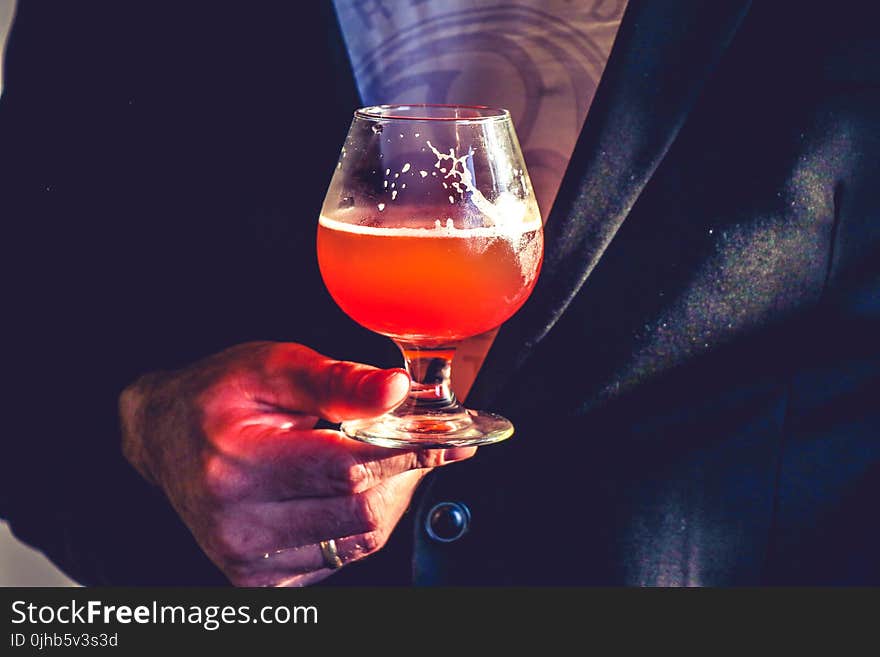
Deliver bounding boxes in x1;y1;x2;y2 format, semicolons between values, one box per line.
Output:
317;213;543;342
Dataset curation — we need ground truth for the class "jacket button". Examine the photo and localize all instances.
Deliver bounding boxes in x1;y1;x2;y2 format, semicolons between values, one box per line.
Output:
425;501;471;543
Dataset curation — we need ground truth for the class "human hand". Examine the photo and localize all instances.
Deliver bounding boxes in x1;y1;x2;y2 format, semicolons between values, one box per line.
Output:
119;342;474;586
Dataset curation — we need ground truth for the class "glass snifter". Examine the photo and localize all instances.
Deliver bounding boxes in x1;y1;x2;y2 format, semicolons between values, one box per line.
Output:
317;105;543;448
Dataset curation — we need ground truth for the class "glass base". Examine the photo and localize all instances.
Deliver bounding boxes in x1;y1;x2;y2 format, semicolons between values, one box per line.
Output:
341;408;514;449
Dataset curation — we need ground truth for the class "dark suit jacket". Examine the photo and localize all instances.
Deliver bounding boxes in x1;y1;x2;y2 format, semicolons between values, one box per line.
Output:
2;1;878;585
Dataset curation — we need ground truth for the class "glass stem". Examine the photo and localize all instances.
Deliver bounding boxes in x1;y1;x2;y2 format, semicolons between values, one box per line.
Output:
394;342;462;413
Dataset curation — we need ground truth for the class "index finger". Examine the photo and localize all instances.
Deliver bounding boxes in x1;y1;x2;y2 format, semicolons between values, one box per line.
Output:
255;343;411;423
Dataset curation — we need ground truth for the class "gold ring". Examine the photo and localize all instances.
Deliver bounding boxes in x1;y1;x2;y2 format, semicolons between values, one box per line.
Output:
318;538;343;570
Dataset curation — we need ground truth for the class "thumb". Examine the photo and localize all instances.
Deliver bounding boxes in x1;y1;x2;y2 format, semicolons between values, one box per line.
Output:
259;343;410;422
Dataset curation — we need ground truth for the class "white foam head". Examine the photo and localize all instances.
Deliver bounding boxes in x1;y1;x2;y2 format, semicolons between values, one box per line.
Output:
318;213;542;238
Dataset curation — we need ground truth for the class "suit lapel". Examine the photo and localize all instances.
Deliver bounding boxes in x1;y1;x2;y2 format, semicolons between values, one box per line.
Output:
468;0;753;407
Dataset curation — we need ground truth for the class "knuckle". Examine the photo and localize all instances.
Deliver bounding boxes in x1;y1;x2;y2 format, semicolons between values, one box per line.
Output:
210;518;268;565
358;529;385;555
322;360;353;398
201;455;247;503
194;380;237;432
329;452;372;495
350;490;382;534
210;521;248;563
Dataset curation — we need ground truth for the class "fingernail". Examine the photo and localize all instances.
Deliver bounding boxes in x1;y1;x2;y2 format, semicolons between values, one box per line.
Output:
362;369;410;404
384;370;410;402
441;447;477;463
